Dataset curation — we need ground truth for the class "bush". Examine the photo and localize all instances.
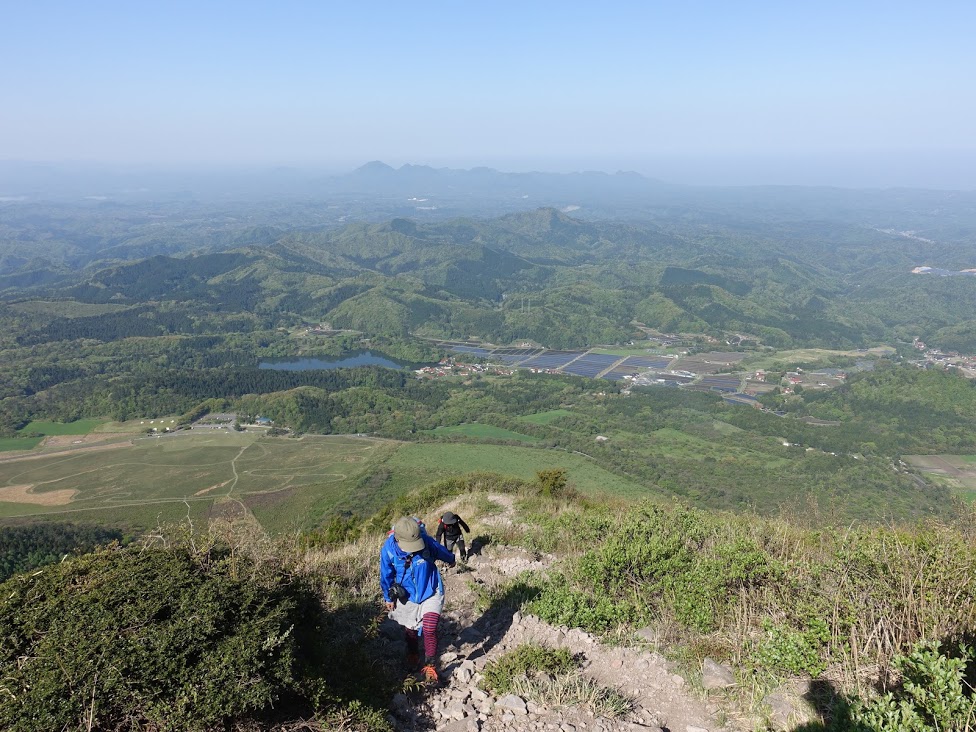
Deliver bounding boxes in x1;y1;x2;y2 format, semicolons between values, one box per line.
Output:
0;545;314;731
849;641;976;732
481;644;577;695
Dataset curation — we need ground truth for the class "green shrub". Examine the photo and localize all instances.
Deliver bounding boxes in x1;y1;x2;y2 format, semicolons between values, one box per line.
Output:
529;503;782;633
849;641;976;732
751;618;830;677
481;643;578;695
0;546;313;731
527;574;643;632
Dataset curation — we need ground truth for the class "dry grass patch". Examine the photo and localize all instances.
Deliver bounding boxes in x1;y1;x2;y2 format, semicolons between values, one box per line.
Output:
0;484;76;506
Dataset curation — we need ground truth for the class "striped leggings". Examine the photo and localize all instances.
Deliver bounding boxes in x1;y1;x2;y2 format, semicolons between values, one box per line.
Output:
405;612;440;660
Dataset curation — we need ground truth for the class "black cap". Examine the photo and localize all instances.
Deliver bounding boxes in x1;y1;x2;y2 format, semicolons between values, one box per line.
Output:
442;511;458;524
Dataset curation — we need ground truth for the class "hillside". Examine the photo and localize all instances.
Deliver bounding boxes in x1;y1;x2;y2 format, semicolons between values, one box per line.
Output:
3;471;974;731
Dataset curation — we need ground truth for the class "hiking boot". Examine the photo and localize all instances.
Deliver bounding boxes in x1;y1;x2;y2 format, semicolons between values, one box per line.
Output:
406;652;420;671
420;664;442;685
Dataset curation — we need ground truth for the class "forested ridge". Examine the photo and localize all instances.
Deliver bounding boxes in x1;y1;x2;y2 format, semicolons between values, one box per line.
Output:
3;203;976;351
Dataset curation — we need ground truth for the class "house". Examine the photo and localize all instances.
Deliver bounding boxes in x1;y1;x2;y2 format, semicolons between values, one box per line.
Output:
256;416;273;426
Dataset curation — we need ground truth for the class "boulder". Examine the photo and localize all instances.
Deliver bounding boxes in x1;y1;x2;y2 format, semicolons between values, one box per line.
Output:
701;658;736;689
495;693;528;714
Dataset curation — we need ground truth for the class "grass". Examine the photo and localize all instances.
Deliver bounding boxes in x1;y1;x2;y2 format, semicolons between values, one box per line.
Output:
383;442;654;499
481;644;632;718
741;346;895;370
0;432;392;532
0;437;43;453
18;419;107;436
518;409;574;425
427;423;539;442
93;418;182;434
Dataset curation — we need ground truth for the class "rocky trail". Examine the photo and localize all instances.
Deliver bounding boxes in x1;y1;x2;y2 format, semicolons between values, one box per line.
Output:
380;494;738;732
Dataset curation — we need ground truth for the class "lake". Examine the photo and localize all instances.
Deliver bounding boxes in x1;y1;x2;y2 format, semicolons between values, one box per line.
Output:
258;350;414;371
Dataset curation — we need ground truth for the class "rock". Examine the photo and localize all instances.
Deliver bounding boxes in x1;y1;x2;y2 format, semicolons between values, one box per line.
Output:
439;720;478;732
687;727;710;732
635;626;660;643
442;651;459;664
763;691;796;730
560;725;577;732
392;693;409;711
471;688;488;702
701;658;736;689
671;673;686;687
456;665;473;684
496;694;528;715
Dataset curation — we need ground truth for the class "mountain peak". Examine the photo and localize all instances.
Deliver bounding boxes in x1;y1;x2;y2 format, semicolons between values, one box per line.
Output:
352;161;396;176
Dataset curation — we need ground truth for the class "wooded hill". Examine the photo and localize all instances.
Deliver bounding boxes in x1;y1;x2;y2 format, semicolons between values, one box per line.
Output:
3;204;976;351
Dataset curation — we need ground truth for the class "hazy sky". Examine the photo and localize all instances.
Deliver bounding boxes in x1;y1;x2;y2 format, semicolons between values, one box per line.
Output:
3;1;975;186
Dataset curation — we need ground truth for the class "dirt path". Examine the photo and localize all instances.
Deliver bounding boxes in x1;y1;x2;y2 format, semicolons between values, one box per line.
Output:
386;493;731;732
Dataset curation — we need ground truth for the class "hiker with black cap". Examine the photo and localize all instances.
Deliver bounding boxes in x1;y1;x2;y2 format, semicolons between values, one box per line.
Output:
435;511;471;561
380;516;456;683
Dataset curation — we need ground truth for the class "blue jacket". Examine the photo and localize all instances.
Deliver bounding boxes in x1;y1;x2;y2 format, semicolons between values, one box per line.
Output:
380;529;455;604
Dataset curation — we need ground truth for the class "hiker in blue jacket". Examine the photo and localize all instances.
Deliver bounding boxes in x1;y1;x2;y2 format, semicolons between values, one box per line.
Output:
380;516;455;683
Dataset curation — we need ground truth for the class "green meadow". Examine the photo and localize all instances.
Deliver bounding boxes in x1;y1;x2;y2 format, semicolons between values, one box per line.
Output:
0;437;44;453
383;442;655;500
0;432;394;532
19;419;107;436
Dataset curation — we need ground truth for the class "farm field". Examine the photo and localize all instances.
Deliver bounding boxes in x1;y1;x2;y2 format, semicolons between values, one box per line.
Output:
742;346;895;370
19;419;108;436
427;424;539;442
382;442;656;500
0;432;395;532
93;417;182;434
0;438;43;453
904;454;976;502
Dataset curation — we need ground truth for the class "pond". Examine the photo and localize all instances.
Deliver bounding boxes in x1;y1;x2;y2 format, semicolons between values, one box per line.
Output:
258;350;415;371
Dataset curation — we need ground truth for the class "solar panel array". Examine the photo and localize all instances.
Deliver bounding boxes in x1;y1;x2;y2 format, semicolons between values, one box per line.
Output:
561;353;620;378
449;345;492;356
439;346;755;404
521;351;585;369
699;375;741;388
670;359;725;374
488;348;535;364
621;355;673;369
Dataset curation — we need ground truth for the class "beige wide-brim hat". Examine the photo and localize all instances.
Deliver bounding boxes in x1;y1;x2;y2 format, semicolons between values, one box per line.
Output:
393;516;425;552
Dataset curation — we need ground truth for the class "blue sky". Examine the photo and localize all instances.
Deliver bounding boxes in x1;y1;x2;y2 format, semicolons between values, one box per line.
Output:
2;1;974;186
